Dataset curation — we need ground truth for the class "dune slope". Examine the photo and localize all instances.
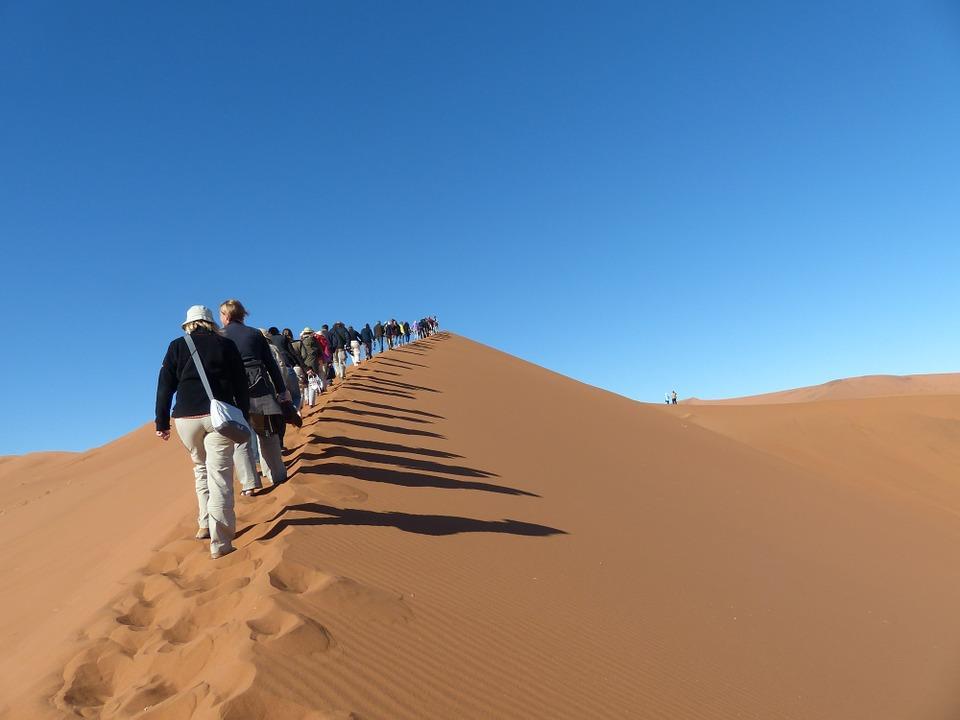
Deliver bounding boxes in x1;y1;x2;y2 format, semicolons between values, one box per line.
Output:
3;333;960;719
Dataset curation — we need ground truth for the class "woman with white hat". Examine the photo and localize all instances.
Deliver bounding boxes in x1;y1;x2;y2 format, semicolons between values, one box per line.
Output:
155;305;249;559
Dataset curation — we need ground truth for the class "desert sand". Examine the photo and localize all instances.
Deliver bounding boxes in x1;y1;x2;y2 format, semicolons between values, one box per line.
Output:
2;332;960;719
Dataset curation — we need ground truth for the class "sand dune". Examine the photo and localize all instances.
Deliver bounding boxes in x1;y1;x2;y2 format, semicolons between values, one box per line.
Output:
686;371;960;405
2;333;960;718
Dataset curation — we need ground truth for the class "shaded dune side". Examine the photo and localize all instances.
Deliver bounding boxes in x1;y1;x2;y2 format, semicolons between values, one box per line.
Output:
686;371;960;405
6;334;960;718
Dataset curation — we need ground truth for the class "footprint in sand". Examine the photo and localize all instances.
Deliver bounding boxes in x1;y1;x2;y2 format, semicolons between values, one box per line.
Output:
246;604;335;654
115;599;156;629
267;557;332;595
112;675;178;717
178;555;260;597
143;551;180;576
57;640;133;714
308;577;414;625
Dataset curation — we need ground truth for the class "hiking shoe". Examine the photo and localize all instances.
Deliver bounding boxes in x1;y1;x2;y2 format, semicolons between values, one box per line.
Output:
195;527;210;540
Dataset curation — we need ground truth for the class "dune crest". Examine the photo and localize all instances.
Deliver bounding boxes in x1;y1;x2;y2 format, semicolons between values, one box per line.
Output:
4;333;960;718
686;371;960;405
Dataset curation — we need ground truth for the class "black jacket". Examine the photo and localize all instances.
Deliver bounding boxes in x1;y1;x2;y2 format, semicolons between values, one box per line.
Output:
326;327;343;351
270;332;307;373
360;326;374;343
222;322;286;400
155;329;249;432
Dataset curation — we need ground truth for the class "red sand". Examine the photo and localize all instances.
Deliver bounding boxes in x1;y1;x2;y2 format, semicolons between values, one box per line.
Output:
2;333;960;718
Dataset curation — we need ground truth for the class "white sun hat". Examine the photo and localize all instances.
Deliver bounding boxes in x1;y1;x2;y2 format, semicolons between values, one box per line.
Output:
182;305;215;329
302;327;314;336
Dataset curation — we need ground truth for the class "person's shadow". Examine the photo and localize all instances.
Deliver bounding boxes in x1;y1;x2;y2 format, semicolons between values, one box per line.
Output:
246;503;566;542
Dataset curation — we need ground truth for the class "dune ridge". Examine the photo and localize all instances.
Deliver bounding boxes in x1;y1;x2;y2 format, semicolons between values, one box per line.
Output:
3;333;960;718
686;371;960;405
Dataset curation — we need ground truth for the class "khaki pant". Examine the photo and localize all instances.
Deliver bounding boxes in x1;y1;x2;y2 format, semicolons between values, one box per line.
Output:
333;348;347;378
234;437;263;492
254;430;287;486
174;416;236;555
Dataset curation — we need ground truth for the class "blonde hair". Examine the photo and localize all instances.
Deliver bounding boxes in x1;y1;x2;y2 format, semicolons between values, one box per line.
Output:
184;320;220;334
219;299;248;323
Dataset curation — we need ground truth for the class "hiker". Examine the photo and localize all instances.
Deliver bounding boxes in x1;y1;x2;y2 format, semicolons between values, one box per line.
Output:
260;328;301;447
155;305;249;559
296;327;322;405
374;321;384;352
220;299;290;491
347;325;362;366
268;326;307;410
361;323;374;360
316;325;334;387
327;322;346;379
330;322;350;379
671;390;678;405
315;328;331;391
386;319;397;349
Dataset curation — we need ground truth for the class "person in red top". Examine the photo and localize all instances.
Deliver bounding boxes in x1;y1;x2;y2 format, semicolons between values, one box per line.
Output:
314;330;331;391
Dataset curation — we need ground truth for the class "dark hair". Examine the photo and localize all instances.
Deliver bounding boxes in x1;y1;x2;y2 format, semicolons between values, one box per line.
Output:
268;326;279;335
321;324;329;330
282;328;293;338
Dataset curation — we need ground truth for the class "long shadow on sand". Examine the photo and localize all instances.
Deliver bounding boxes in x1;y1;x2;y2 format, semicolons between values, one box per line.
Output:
251;503;563;541
298;446;497;478
359;376;440;393
294;435;464;460
337;384;416;400
309;416;445;439
330;399;444;420
296;462;533;496
377;358;427;369
322;404;433;424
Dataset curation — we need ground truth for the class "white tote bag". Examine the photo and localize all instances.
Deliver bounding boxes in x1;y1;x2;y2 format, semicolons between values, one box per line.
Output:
184;333;251;444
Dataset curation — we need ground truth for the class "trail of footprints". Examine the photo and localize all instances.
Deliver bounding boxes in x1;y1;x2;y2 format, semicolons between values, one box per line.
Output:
54;479;407;720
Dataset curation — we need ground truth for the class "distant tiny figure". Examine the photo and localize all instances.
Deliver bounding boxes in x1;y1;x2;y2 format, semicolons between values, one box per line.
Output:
665;393;670;404
671;390;678;405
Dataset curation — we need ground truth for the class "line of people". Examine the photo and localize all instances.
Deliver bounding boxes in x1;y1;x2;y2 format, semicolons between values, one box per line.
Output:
155;300;440;559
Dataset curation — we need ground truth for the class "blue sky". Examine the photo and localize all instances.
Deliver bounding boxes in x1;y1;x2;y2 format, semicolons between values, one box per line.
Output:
1;1;958;454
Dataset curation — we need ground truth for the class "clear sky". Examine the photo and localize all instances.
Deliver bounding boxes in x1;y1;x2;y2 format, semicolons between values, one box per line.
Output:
1;1;958;454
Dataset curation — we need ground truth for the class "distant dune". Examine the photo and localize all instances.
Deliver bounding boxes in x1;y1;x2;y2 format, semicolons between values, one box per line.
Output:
685;371;960;404
3;334;960;719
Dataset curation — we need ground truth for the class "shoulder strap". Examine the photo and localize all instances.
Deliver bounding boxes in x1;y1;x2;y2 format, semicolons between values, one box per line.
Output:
183;333;215;402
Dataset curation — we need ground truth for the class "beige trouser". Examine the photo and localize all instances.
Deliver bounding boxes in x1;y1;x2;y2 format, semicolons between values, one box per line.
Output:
234;437;263;492
254;430;287;486
174;416;236;555
333;348;347;378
